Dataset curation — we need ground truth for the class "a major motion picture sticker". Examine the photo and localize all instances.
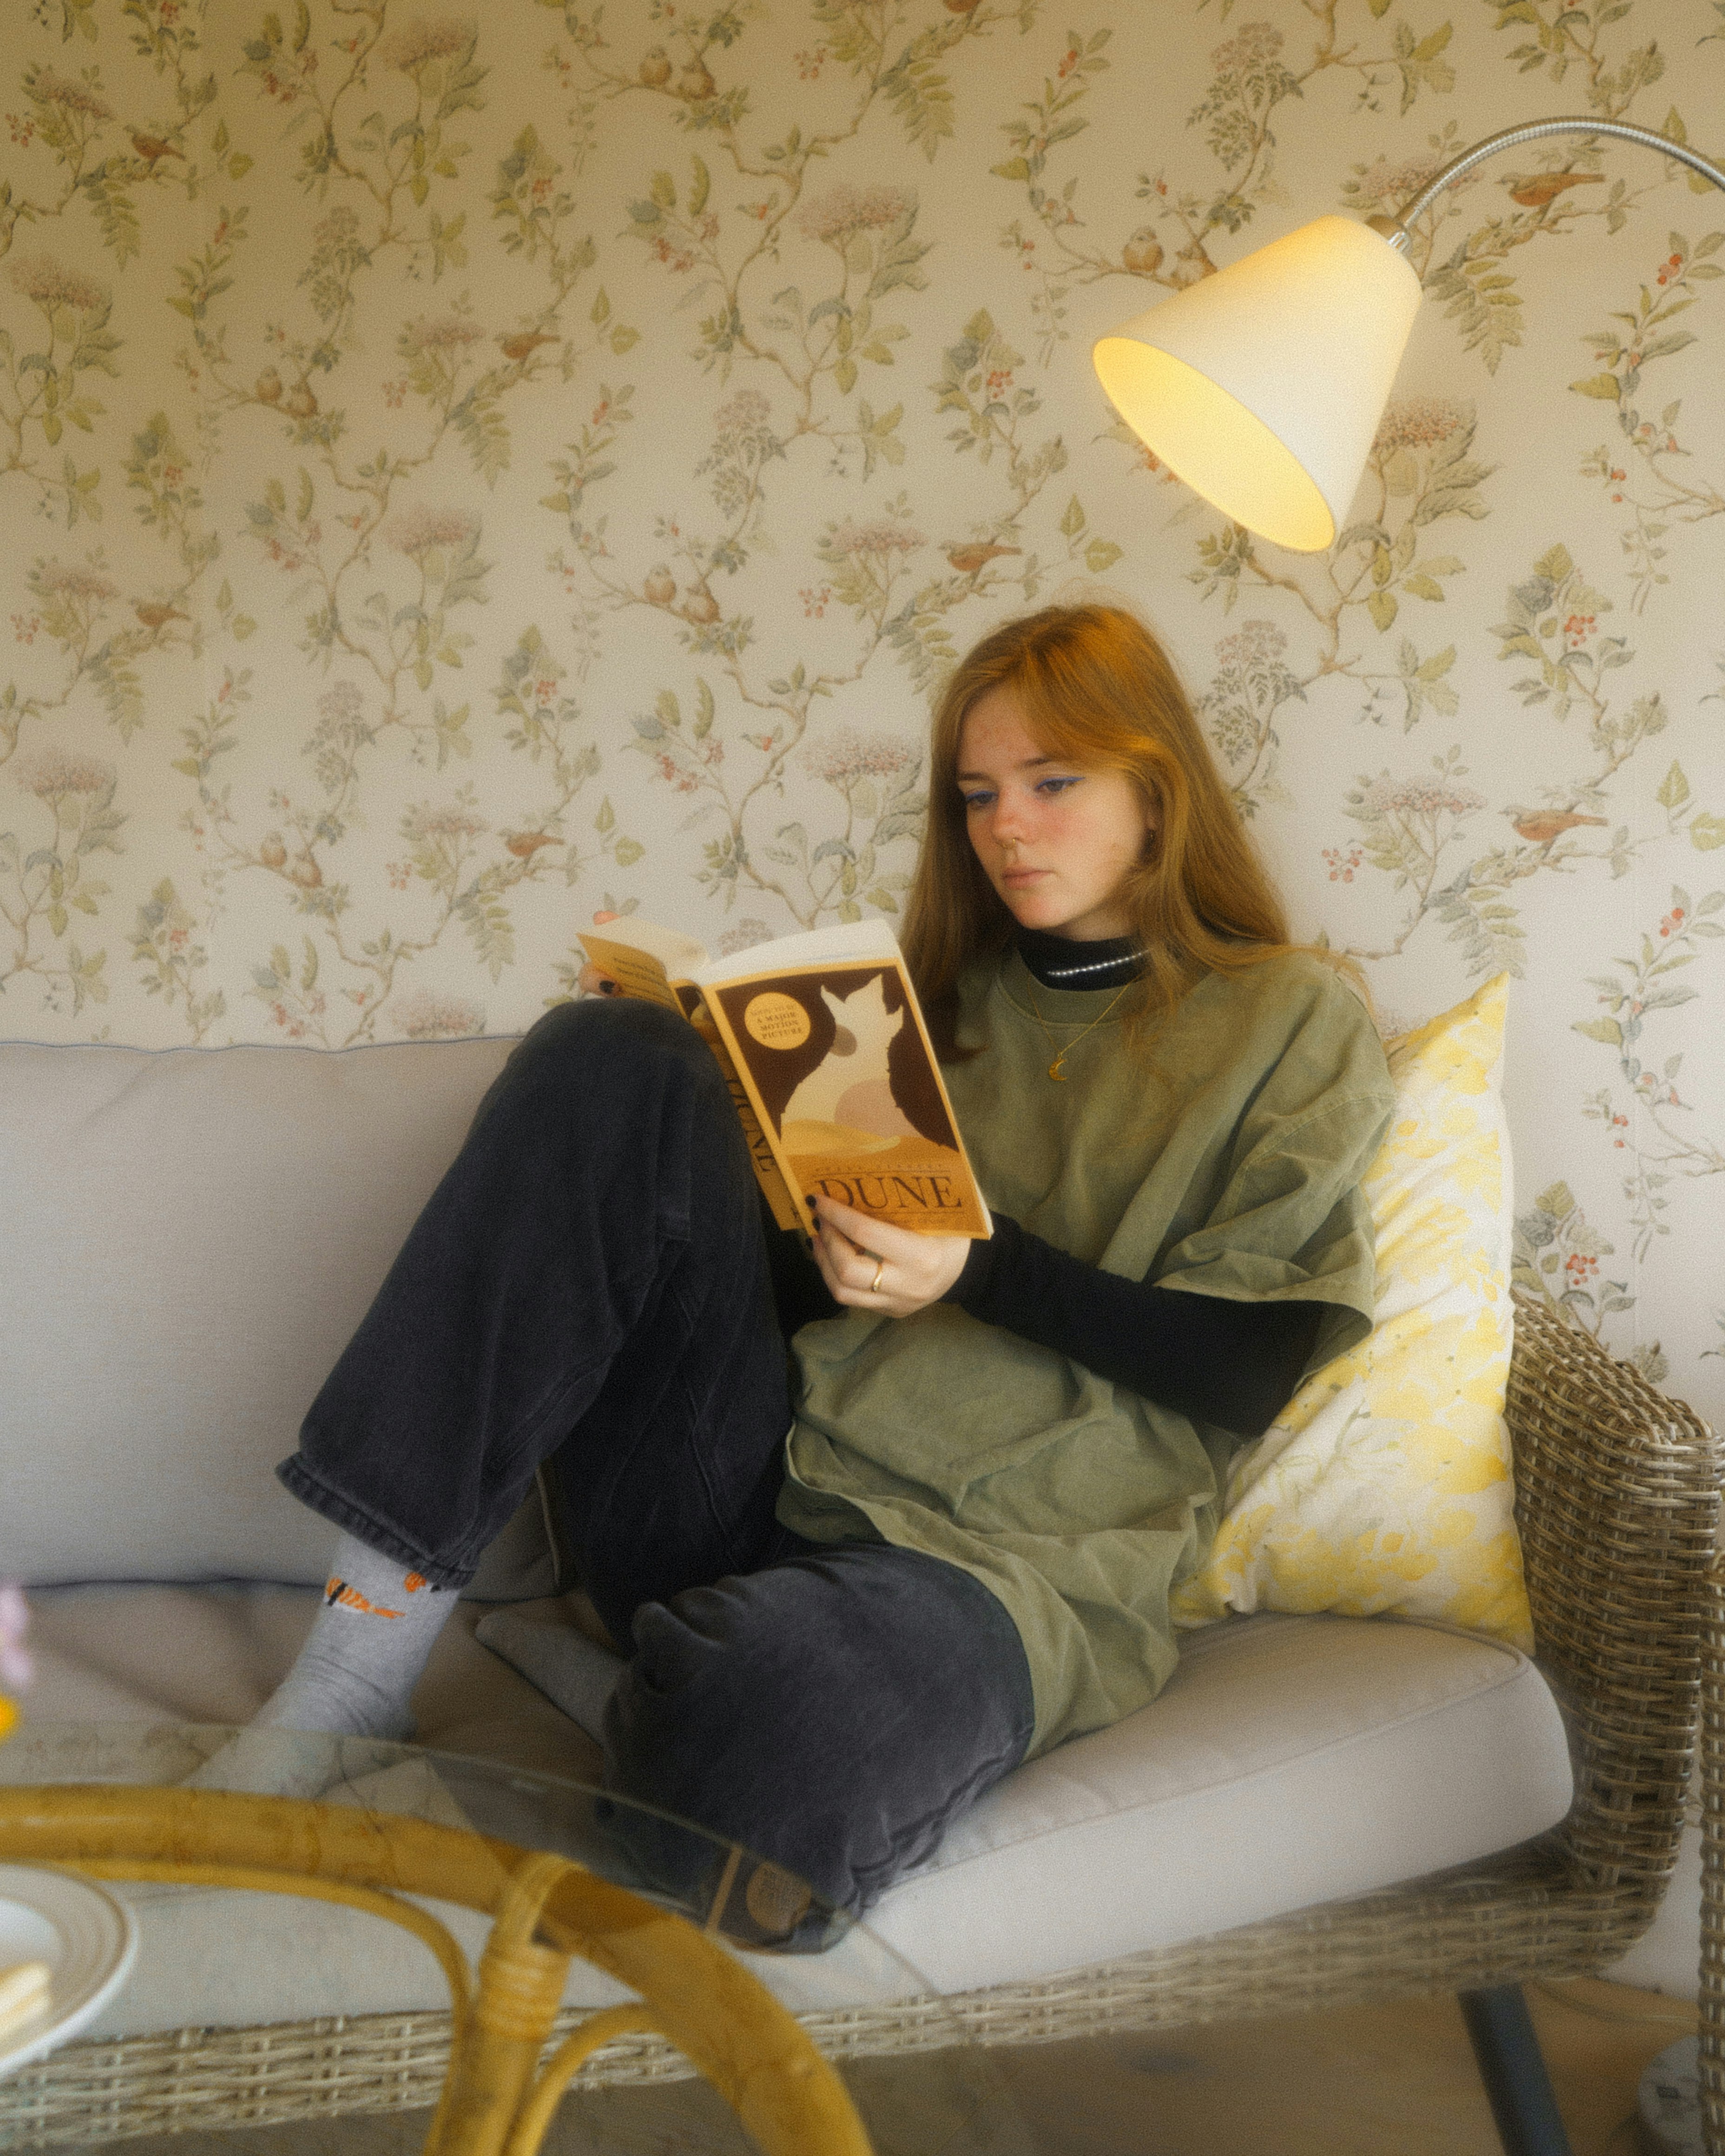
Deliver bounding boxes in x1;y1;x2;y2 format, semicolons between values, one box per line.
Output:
743;992;812;1050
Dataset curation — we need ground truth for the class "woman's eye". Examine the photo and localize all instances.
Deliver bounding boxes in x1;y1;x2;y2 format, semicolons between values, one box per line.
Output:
960;791;993;812
1035;776;1080;797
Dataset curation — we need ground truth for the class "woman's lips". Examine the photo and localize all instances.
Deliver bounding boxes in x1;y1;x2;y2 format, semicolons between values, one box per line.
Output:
1001;867;1047;886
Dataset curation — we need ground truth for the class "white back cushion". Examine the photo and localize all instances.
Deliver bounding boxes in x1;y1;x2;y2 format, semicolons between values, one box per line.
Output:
1;1036;518;1586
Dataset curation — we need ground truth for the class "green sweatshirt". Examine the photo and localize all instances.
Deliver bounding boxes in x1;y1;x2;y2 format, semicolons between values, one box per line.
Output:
776;947;1397;1755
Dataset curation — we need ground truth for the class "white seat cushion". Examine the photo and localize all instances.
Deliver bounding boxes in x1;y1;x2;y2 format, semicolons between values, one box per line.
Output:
869;1606;1572;1994
22;1582;602;1781
15;1585;1572;2025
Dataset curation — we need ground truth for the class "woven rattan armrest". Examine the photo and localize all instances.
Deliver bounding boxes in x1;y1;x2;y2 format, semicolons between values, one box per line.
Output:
1506;1288;1720;1921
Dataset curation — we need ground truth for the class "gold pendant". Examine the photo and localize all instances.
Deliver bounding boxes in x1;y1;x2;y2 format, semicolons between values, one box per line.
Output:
1047;1058;1067;1081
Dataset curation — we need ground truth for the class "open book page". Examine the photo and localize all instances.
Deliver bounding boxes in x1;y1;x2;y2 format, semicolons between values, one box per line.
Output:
693;922;991;1241
577;920;706;1012
575;920;803;1233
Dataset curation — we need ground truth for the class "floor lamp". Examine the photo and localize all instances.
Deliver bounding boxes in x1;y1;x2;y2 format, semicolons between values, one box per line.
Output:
1090;115;1725;2156
1092;117;1725;555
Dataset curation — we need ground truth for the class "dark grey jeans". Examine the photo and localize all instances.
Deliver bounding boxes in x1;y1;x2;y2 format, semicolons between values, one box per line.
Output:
279;999;1034;1911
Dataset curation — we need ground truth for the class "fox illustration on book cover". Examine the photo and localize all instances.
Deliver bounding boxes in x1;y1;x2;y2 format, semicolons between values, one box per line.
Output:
575;912;989;1239
782;974;921;1156
711;963;984;1232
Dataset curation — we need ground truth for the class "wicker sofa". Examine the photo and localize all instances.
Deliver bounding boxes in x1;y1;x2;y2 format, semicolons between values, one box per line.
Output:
1;1032;1718;2151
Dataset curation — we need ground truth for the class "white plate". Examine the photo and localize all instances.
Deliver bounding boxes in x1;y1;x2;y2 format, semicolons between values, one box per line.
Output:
0;1865;138;2081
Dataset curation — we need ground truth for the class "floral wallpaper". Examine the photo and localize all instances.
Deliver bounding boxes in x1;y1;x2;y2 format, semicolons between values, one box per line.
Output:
2;0;1722;1425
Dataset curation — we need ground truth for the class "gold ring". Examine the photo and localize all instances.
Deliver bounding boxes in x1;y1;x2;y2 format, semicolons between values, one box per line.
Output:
870;1257;885;1294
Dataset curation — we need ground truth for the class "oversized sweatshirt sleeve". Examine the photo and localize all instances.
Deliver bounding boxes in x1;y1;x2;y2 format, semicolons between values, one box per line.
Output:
1149;970;1396;1374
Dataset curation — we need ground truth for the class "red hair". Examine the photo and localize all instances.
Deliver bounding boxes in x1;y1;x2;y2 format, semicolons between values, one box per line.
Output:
902;602;1359;1052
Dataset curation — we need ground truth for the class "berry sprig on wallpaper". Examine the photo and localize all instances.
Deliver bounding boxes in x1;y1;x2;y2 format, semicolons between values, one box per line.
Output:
1574;227;1725;612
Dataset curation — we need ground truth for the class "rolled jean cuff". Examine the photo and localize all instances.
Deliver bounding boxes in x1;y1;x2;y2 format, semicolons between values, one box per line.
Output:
275;1454;478;1591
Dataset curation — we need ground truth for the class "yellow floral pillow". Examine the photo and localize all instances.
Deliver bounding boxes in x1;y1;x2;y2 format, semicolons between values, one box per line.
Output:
1172;973;1534;1652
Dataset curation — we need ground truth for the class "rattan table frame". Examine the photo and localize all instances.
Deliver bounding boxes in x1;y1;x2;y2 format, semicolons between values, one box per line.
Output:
0;1791;873;2156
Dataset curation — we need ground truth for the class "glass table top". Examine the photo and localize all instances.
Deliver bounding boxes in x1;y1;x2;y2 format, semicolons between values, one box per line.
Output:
0;1721;1036;2155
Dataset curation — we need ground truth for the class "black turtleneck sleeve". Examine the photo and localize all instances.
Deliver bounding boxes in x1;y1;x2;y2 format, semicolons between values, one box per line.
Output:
764;1192;1321;1441
942;1216;1322;1440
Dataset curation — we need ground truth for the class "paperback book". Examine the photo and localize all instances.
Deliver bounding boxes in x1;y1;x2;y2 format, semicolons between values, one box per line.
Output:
577;916;991;1242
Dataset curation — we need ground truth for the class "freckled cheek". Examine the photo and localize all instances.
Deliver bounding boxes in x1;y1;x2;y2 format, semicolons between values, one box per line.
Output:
1040;804;1090;855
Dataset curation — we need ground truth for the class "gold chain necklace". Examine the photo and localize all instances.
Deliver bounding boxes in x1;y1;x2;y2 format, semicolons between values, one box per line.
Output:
1025;977;1132;1081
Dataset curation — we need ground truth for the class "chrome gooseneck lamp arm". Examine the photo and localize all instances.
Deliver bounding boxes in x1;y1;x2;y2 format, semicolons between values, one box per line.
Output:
1367;116;1725;248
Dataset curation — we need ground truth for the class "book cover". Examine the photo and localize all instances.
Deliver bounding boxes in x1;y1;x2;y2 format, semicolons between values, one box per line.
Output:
694;925;991;1240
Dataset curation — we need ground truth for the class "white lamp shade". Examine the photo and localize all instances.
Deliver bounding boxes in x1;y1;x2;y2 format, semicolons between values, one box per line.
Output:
1093;214;1424;553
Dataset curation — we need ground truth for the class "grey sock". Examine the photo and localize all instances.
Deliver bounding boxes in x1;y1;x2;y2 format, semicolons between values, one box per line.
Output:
256;1532;455;1742
474;1606;624;1742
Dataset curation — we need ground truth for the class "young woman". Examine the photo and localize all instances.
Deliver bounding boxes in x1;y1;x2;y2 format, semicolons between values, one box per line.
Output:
249;602;1395;1917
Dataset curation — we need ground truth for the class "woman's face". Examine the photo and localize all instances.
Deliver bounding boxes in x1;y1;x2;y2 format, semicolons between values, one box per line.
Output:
956;684;1157;941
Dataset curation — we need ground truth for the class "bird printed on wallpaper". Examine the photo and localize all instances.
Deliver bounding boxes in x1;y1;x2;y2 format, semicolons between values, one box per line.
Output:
258;833;289;872
1170;237;1218;287
1122;228;1164;276
944;541;1021;577
287;854;323;889
255;367;283;406
644;565;677;607
678;58;716;101
1506;171;1602;209
131;131;183;167
1505;808;1608;845
497;331;556;364
133;600;189;633
503;830;558;861
639;47;672;86
283;381;319;421
681;587;721;625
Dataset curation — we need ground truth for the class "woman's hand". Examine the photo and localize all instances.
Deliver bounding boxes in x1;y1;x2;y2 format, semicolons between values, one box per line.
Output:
809;1193;970;1319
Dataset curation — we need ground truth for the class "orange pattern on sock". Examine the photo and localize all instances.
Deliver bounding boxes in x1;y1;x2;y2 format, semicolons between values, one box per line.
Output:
323;1576;403;1619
